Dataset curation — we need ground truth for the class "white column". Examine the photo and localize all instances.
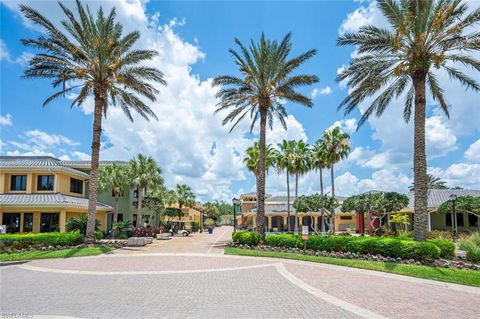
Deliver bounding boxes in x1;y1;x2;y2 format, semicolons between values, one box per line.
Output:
427;212;432;231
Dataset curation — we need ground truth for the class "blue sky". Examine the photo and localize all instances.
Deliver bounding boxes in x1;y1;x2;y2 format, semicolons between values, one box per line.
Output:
1;0;479;202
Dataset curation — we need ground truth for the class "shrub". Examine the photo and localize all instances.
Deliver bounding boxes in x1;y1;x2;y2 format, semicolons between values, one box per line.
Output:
266;234;303;248
66;215;100;235
459;232;480;263
95;231;104;240
429;239;455;259
132;227;161;237
264;234;441;261
0;232;84;249
232;231;260;246
112;220;132;239
190;222;199;232
427;230;452;240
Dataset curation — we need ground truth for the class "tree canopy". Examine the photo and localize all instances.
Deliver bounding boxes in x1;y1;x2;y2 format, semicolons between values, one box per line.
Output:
437;196;480;215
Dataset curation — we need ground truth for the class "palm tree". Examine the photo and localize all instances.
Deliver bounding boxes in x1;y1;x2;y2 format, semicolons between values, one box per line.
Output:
276;140;295;231
322;128;351;198
98;164;131;226
311;139;329;232
20;1;166;240
213;33;318;241
129;154;163;227
337;0;480;241
176;184;196;209
311;139;328;195
290;140;311;234
408;173;448;192
244;142;277;231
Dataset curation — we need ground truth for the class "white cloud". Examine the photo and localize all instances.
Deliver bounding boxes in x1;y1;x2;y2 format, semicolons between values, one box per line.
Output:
73;151;91;161
334;170;411;196
24;130;79;147
425;116;457;158
311;86;332;98
0;40;11;61
6;149;55;157
430;163;480;189
338;0;386;35
465;139;480;163
328;118;357;134
0;114;13;126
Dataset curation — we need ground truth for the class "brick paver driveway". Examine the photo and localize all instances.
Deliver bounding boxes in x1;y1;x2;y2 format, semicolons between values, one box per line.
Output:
1;226;479;319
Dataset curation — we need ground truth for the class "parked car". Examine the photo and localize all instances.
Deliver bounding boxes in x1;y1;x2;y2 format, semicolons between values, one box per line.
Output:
169;228;190;237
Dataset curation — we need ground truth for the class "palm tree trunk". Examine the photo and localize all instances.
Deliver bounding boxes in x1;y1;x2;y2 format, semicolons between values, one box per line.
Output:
286;170;290;232
136;186;144;227
256;110;267;242
113;194;119;224
330;164;335;233
412;71;428;242
86;90;104;241
294;173;299;234
320;168;324;195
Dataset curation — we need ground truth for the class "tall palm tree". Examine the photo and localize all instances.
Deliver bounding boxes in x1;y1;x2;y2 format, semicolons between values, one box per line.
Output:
323;127;351;198
311;139;328;195
290;140;311;234
98;164;131;226
311;139;329;232
213;33;318;241
176;184;196;209
244;142;276;231
129;154;163;227
276;140;295;231
20;1;166;239
337;0;480;241
409;173;448;191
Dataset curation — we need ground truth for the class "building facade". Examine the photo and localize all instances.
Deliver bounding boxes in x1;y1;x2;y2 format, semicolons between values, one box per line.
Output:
0;156;112;233
237;193;356;232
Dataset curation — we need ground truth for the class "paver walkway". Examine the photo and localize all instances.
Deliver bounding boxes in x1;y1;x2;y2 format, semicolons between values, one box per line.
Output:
1;226;479;319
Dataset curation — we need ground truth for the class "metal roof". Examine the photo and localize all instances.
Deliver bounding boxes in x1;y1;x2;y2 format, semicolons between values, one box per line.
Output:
0;156;90;178
61;160;128;168
249;204;342;214
408;189;480;209
0;193;112;210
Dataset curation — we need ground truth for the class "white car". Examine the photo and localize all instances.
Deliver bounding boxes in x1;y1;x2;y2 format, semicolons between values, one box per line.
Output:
169;229;190;237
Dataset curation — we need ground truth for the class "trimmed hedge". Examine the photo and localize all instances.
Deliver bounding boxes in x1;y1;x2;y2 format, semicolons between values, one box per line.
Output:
0;232;84;248
429;239;455;259
264;234;440;261
232;231;260;246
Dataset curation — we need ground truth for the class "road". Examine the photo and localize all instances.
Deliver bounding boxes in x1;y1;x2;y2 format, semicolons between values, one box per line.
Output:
1;226;479;319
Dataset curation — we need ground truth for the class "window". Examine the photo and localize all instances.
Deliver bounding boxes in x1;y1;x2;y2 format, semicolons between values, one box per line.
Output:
10;175;27;191
468;214;478;227
457;213;464;227
2;213;20;233
70;178;83;194
37;175;54;191
446;213;452;227
40;213;59;232
23;213;33;232
340;216;353;220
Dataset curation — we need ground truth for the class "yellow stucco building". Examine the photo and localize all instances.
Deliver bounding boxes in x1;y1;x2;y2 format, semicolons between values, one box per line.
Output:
0;156;112;233
237;193;356;233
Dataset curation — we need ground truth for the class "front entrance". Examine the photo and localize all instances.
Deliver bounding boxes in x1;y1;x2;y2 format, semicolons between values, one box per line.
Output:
271;216;283;231
40;213;60;232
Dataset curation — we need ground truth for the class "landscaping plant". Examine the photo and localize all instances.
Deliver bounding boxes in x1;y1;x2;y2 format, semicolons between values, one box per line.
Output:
460;233;480;263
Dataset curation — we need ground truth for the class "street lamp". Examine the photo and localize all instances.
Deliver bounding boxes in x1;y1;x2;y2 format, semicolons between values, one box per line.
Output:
449;194;458;240
232;197;240;232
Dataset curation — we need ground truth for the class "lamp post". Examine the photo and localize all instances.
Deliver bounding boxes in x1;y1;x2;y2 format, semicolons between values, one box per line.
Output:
232;197;240;232
450;194;458;240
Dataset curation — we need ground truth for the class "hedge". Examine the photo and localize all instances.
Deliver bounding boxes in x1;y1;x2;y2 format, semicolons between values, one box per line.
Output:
263;234;440;261
232;231;260;246
0;232;84;248
429;239;455;259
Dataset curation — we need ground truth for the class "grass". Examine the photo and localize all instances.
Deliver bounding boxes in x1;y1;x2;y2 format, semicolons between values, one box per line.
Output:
225;247;480;287
0;247;113;262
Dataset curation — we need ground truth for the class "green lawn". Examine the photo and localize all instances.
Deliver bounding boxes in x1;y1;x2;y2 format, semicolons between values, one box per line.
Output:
225;247;480;287
0;247;113;262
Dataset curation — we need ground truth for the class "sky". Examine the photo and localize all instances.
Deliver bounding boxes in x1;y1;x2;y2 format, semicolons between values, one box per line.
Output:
1;0;479;202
